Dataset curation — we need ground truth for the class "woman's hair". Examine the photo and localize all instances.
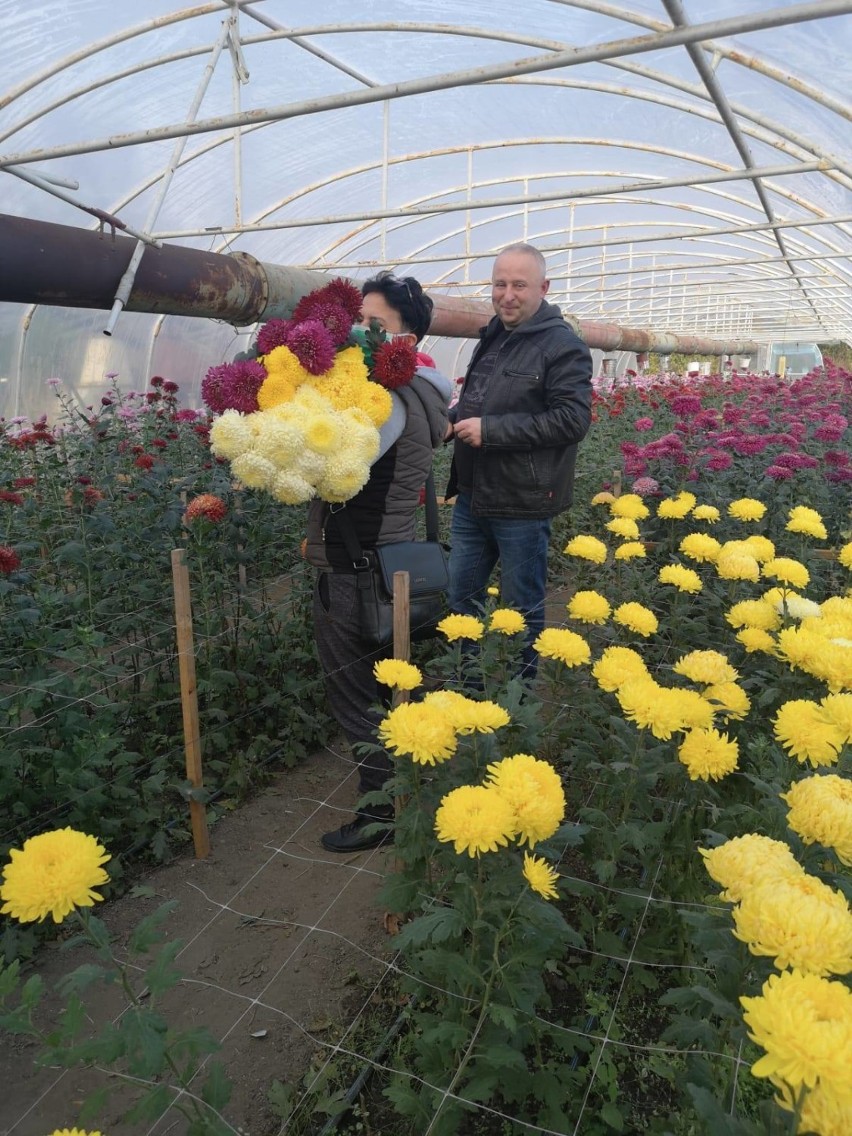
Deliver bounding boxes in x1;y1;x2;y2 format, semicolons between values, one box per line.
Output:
361;271;434;342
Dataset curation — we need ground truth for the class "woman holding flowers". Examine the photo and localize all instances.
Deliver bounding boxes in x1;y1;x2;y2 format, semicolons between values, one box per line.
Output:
304;273;453;853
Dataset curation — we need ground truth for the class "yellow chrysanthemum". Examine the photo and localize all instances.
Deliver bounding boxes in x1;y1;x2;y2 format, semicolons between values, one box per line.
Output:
373;659;423;691
616;678;698;740
736;627;777;654
673;650;739;686
523;853;560;900
486;754;566;848
567;590;611;625
658;564;703;593
48;1130;103;1136
614;541;646;560
302;413;341;455
231;451;277;490
726;599;782;631
327;345;370;384
793;1082;852;1136
486;585;499;596
591;491;616;506
355;382;393;428
702;681;751;722
606;516;641;540
741;535;777;564
728;497;767;522
533;628;591;668
257;371;300;411
591;646;649;692
821;692;852;742
679;533;721;563
741;971;852;1096
657;491;696;520
421;691;510;736
609;493;649;520
613;602;658;637
839;542;852;570
700;834;804;903
693;504;720;523
782;775;852;867
563;535;608;563
208;409;253;459
776;625;851;694
787;505;828;541
435;784;517;856
0;829;111;924
678;728;739;781
263;343;311;382
437;614;485;642
732;874;852;976
316;455;370;503
378;702;457;765
774;700;845;766
716;549;760;583
270;470;315;505
763;557;810;590
489;608;527;635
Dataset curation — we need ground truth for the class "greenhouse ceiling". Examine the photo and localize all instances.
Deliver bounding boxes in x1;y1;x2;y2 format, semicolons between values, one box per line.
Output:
1;0;851;411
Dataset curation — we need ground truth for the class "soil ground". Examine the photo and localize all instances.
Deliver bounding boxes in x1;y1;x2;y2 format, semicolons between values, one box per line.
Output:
0;742;395;1136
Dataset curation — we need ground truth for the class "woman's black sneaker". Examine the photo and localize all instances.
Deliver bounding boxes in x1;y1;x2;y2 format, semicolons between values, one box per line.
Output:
320;812;394;853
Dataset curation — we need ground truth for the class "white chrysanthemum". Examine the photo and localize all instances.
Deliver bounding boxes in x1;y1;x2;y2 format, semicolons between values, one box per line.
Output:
252;415;303;465
270;470;315;505
231;451;277;490
781;594;824;621
209;410;253;459
293;448;328;482
341;411;381;463
317;452;371;503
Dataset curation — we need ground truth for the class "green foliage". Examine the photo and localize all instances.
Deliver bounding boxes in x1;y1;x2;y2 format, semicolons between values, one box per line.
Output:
0;378;332;959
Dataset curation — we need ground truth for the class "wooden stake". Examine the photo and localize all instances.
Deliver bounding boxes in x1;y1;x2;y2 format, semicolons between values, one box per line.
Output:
612;468;623;497
171;548;210;859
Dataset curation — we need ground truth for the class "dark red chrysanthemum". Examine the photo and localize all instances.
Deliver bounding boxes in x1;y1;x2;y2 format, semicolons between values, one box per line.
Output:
12;477;35;488
284;320;336;375
256;319;291;356
135;454;155;471
163;380;179;394
202;359;266;414
320;278;364;322
0;545;21;574
146;392;160;404
371;339;418;389
183;494;228;524
0;490;24;505
301;301;352;346
150;438;168;449
150;375;164;388
175;409;201;422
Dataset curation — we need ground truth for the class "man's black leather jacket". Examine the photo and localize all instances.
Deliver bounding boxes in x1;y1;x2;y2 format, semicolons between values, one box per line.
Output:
447;301;593;518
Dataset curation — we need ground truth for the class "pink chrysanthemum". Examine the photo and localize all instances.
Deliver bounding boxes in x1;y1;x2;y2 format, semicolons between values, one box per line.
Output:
372;339;418;389
201;359;266;414
671;394;702;416
631;476;660;496
634;417;654;432
765;464;795;480
0;545;21;574
284;320;336;375
256;319;291;356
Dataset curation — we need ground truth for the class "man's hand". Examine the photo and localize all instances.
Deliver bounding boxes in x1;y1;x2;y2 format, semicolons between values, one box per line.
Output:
453;417;483;447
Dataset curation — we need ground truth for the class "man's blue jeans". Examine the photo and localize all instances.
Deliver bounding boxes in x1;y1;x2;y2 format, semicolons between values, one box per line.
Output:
448;492;552;676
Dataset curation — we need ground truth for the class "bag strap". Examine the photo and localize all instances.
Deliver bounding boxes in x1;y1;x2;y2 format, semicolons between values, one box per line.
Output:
331;467;439;570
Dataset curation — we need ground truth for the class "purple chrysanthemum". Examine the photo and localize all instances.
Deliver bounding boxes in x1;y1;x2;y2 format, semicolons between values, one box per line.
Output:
765;464;795;480
202;359;266;414
256;319;291;356
284;320;336;375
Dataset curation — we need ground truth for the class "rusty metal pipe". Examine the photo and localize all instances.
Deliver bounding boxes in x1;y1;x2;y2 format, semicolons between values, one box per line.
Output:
0;213;759;354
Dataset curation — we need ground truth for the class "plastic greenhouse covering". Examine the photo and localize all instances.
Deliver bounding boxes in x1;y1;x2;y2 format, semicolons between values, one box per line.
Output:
1;0;850;419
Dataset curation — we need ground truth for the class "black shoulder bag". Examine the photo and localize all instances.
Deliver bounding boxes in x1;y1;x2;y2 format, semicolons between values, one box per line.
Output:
333;472;449;652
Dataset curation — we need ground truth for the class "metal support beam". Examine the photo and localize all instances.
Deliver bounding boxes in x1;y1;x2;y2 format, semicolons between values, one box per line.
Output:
1;1;848;169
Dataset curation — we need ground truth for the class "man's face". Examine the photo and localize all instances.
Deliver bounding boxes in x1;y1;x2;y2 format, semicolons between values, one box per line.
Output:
491;252;549;329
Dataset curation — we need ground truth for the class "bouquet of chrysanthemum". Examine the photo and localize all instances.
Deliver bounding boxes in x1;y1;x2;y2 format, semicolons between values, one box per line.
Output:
201;278;418;504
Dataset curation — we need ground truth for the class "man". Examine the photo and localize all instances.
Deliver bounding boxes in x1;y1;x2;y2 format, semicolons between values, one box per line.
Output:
446;243;593;673
305;273;452;853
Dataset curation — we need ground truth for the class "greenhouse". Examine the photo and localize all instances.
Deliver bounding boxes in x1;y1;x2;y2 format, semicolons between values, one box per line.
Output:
1;2;851;1135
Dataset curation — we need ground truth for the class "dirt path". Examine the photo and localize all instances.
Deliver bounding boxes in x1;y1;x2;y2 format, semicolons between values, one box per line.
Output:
0;744;395;1136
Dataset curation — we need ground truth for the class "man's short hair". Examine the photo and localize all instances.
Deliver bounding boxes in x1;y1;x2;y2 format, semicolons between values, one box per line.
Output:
496;242;548;280
361;271;434;342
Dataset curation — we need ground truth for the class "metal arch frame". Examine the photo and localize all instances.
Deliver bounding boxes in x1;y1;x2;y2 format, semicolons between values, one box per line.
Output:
2;3;850;169
3;2;849;347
